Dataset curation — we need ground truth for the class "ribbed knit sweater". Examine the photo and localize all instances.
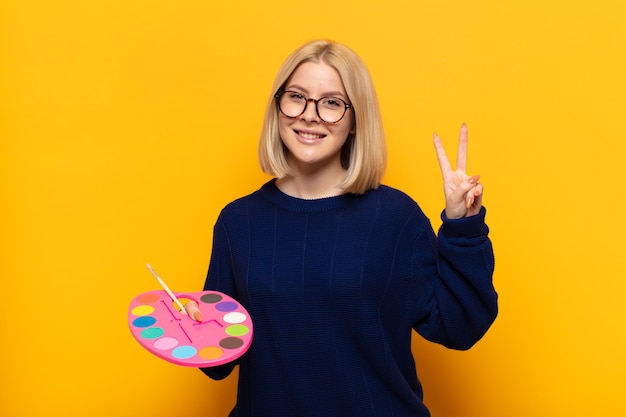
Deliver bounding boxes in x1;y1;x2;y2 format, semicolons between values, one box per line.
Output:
201;179;497;417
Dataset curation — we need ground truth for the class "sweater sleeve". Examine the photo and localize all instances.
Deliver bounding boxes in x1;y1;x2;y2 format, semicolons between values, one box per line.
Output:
198;216;239;380
414;206;498;350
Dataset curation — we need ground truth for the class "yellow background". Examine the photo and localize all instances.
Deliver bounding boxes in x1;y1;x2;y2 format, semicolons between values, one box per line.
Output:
1;0;625;416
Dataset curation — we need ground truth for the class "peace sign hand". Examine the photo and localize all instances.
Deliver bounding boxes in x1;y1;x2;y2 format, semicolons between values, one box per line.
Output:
433;124;483;219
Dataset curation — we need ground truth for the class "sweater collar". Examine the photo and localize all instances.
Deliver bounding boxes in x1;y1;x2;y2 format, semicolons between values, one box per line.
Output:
260;179;360;212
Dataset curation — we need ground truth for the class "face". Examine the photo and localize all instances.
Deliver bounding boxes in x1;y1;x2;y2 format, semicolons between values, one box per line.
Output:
278;61;355;173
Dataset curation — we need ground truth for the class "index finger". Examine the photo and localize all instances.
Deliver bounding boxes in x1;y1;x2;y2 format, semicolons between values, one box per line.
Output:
456;123;468;173
434;133;452;175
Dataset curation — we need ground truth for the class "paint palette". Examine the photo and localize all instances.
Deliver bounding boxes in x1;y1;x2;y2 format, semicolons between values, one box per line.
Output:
128;290;253;367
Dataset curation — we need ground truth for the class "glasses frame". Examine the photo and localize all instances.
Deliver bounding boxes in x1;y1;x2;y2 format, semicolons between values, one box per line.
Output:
274;90;354;124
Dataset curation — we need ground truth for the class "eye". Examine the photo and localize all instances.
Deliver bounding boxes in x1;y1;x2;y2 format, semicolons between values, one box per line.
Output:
287;92;305;102
321;97;345;108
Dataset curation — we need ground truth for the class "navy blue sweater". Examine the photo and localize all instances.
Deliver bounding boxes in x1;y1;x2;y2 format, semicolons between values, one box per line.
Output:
201;179;497;416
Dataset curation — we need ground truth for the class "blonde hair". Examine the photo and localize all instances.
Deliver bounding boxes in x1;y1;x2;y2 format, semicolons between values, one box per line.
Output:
258;40;387;194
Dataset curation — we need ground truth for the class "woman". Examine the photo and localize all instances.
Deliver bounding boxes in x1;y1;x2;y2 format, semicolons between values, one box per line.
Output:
185;39;497;417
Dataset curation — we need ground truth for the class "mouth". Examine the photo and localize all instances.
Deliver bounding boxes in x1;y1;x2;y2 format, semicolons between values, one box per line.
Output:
295;129;326;141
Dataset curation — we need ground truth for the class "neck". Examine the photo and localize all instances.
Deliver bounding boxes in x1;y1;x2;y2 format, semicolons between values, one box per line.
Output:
276;168;347;200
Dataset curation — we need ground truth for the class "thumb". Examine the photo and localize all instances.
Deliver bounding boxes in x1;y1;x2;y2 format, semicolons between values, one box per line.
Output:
183;300;203;322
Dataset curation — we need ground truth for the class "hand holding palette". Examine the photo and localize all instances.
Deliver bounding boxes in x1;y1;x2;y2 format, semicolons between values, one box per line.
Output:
128;265;253;367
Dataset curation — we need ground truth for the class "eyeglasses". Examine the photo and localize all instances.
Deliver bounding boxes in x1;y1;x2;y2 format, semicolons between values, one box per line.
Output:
275;91;353;124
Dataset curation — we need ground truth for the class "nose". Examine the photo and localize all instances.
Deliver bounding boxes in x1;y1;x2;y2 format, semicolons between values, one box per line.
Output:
300;98;321;122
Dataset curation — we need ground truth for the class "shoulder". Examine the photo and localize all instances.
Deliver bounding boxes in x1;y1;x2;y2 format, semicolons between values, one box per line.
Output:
373;184;416;204
360;184;430;226
369;184;422;212
216;180;274;221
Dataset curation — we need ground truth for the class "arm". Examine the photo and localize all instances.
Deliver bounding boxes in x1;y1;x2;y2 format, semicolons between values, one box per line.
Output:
413;207;497;349
415;124;497;348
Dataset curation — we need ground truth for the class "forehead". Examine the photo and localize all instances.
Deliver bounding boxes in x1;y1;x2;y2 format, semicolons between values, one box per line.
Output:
286;61;347;96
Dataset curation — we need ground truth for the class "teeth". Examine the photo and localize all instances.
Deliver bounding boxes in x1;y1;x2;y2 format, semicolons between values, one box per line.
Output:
299;131;325;139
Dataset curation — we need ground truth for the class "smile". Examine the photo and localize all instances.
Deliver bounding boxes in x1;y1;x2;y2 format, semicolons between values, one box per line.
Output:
295;130;326;140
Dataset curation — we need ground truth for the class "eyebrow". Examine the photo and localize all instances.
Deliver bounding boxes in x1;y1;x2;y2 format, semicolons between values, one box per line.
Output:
285;84;349;100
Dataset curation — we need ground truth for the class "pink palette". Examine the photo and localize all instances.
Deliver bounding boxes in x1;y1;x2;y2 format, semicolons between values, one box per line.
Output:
128;290;253;367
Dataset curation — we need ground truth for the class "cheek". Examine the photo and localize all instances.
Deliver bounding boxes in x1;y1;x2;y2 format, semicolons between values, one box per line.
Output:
277;118;292;140
334;122;355;143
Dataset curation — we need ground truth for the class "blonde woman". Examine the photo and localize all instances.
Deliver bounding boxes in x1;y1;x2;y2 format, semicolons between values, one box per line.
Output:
186;39;497;417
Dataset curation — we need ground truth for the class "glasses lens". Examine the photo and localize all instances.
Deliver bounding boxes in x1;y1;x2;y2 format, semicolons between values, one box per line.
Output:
317;97;347;123
278;92;306;118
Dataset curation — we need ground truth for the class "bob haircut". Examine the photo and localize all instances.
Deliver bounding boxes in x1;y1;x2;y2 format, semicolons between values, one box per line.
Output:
258;40;387;195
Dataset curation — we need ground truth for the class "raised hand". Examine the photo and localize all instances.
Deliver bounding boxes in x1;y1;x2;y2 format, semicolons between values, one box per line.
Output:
433;124;483;219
